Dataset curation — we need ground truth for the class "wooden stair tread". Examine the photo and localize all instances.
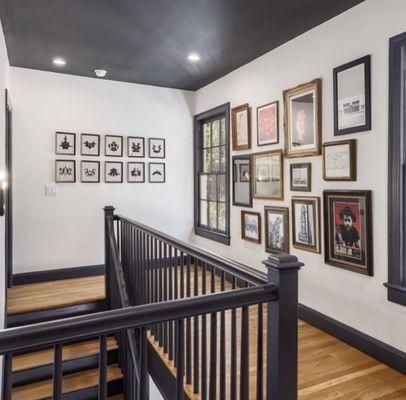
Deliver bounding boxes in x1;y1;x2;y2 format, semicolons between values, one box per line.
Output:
12;364;122;400
12;337;118;372
7;276;105;315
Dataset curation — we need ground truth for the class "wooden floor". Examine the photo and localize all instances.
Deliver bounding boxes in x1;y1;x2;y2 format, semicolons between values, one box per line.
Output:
7;275;105;315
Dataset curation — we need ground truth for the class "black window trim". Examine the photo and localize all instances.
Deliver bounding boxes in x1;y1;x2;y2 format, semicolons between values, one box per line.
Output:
194;103;231;245
386;31;406;307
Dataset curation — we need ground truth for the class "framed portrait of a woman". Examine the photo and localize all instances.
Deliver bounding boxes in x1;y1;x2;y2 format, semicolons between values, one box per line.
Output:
283;79;322;158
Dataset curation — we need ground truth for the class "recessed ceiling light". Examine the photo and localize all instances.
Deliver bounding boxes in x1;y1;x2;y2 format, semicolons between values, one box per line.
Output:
53;57;66;66
94;69;107;78
188;53;200;62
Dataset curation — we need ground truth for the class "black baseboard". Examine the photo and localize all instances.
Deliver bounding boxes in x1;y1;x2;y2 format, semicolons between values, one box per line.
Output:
299;303;406;374
12;264;105;285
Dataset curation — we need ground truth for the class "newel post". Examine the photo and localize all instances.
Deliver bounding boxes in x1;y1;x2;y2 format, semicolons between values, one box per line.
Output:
104;206;115;309
262;253;303;400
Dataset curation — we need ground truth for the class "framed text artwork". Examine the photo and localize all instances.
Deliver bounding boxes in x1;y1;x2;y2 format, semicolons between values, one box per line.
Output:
323;139;357;181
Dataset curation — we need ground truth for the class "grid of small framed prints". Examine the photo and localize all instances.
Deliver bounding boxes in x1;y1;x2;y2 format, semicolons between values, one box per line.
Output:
54;133;166;184
235;54;373;277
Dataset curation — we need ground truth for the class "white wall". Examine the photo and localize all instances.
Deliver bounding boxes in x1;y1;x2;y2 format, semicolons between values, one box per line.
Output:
10;68;194;273
192;0;406;352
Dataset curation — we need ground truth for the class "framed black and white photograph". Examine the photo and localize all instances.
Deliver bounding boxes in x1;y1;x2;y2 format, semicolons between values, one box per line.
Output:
292;196;320;253
128;137;145;158
55;160;76;183
80;160;100;183
149;162;165;183
323;139;356;181
105;135;123;157
324;190;373;275
241;211;261;243
149;138;165;158
265;206;289;254
128;162;145;183
290;163;311;192
80;134;100;156
334;55;371;135
105;161;123;183
232;155;252;207
55;132;76;155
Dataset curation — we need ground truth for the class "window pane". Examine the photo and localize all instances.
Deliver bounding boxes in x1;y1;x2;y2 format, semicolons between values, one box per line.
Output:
219;174;225;202
212;147;220;172
200;200;208;226
208;175;217;201
209;201;217;229
200;174;208;200
212;120;220;146
218;203;226;232
221;117;226;145
220;146;225;172
204;123;211;147
203;149;211;172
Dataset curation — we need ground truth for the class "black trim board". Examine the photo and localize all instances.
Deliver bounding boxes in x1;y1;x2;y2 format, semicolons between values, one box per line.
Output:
12;264;105;285
299;304;406;374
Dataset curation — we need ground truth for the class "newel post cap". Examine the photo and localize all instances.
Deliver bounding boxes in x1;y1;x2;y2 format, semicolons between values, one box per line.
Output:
103;205;115;214
262;253;304;272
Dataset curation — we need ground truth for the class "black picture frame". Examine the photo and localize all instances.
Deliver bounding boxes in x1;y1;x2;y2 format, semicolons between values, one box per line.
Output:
232;155;252;207
324;190;373;276
105;135;123;157
80;160;100;183
80;134;100;156
55;159;76;183
105;161;123;183
149;162;165;183
148;138;165;158
127;162;145;183
128;137;145;158
333;55;371;136
55;132;76;156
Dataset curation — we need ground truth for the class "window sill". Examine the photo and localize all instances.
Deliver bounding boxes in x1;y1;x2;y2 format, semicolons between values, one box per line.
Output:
194;227;230;245
384;283;406;307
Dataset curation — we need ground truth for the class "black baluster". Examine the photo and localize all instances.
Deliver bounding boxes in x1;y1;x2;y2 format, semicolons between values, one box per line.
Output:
193;259;200;394
186;255;192;385
163;243;168;353
154;238;159;339
230;276;237;400
174;248;179;367
53;343;63;400
3;353;12;400
139;327;149;399
257;303;263;400
209;311;217;400
240;306;249;400
201;262;207;400
169;245;174;360
158;240;163;345
220;271;226;400
176;319;185;400
99;335;107;400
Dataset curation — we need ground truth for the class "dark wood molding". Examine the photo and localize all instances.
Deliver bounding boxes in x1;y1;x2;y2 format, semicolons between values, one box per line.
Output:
12;264;105;286
298;304;406;374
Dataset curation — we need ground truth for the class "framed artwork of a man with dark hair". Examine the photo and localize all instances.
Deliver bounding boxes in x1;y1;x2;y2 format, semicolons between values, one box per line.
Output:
324;190;373;276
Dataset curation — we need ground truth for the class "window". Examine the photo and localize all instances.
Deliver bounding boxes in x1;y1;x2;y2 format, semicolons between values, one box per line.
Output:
194;103;230;244
387;32;406;306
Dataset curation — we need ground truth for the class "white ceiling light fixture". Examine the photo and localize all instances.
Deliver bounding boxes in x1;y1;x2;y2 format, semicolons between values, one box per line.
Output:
94;69;107;78
188;52;200;62
52;57;66;66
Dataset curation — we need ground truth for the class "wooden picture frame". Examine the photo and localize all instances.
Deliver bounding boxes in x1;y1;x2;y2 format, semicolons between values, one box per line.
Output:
149;162;165;183
232;155;252;207
80;160;100;183
334;55;371;136
290;163;311;192
149;138;165;158
232;103;251;150
127;162;145;183
55;132;76;155
105;161;123;183
55;159;76;183
252;149;283;200
80;134;100;156
322;139;357;181
265;206;289;254
292;196;321;253
324;190;373;276
257;101;279;146
241;211;261;243
283;79;322;158
105;135;123;157
128;137;145;158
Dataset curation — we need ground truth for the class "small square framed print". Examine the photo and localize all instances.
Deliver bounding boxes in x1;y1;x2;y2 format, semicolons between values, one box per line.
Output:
55;132;76;155
149;138;165;158
128;162;145;183
105;161;123;183
55;160;76;183
128;137;145;157
80;134;100;156
241;211;261;243
257;101;279;146
81;160;100;183
232;155;252;207
105;135;123;157
265;206;289;254
290;163;311;192
323;139;356;181
232;103;251;150
149;163;165;183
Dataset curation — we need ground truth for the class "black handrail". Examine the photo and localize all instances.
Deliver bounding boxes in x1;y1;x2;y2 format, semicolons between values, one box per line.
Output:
0;284;276;355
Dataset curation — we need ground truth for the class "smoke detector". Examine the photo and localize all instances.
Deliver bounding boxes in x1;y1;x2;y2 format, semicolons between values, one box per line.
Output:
94;69;107;78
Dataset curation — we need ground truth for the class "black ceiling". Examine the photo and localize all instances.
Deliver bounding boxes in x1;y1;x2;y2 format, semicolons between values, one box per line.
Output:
0;0;365;91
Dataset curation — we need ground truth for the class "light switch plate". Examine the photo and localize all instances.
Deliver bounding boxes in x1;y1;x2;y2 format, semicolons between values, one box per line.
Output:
45;183;57;197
